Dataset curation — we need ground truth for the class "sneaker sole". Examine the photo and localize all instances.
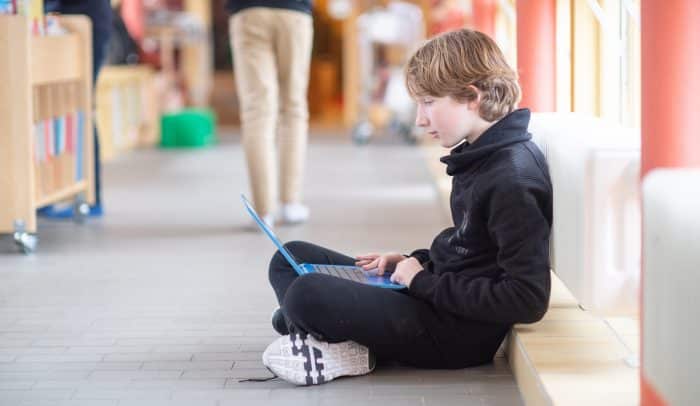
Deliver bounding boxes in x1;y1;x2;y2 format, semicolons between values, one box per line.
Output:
267;332;371;385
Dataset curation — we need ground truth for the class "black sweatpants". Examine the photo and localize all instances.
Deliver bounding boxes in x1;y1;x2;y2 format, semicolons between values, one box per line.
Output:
268;241;510;369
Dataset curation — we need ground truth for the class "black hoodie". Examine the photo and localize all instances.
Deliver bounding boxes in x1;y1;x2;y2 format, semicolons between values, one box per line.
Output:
408;109;553;325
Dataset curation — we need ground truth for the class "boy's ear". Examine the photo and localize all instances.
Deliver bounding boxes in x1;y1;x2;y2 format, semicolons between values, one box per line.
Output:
467;85;482;111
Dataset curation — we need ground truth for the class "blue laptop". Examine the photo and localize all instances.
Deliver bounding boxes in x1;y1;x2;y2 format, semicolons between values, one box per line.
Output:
242;194;405;290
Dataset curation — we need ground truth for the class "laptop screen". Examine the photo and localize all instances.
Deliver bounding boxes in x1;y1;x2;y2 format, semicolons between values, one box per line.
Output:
241;194;305;274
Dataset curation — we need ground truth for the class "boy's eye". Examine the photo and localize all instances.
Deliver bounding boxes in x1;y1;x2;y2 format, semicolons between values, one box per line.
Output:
423;99;434;105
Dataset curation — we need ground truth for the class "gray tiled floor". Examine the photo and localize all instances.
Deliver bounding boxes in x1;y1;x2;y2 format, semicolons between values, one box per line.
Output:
0;133;524;406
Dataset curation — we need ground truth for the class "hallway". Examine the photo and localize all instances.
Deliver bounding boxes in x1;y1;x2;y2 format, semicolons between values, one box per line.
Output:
0;133;523;405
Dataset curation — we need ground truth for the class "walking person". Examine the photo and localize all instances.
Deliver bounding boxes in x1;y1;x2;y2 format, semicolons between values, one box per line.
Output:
228;0;314;227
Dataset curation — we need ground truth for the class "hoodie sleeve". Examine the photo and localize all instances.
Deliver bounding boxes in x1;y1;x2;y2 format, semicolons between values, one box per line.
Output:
408;248;431;264
408;175;552;325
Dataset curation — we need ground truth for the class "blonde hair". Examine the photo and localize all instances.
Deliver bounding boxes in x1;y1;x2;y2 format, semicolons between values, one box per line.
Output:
406;29;521;122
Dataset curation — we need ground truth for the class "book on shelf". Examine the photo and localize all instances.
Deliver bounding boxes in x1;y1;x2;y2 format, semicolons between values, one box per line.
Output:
30;82;86;198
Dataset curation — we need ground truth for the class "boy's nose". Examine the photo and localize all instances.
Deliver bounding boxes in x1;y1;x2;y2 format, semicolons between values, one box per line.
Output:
415;112;428;127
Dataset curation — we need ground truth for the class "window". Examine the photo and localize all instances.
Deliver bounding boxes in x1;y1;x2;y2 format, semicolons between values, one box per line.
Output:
494;0;517;68
619;0;640;128
557;0;640;128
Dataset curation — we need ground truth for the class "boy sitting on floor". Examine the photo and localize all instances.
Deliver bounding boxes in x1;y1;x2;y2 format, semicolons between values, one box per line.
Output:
261;29;553;386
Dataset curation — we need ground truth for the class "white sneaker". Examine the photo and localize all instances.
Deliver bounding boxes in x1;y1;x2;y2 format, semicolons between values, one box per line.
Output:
280;203;309;225
262;332;374;386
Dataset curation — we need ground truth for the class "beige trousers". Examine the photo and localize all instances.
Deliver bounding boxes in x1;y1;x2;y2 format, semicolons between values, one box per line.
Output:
230;8;313;216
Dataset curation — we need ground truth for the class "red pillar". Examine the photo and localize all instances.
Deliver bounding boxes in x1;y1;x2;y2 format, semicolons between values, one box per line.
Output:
516;0;556;111
642;0;700;176
641;1;700;405
472;0;496;37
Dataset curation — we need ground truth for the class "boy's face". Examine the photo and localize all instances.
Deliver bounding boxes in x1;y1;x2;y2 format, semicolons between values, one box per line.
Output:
414;95;481;148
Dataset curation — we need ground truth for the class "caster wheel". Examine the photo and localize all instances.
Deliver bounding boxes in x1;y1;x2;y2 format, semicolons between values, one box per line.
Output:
14;232;38;254
352;121;373;145
389;119;417;145
12;221;37;254
399;123;417;145
73;200;90;224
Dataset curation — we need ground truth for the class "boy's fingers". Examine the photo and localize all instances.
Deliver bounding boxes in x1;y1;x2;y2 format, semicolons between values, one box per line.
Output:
377;258;387;275
361;258;378;270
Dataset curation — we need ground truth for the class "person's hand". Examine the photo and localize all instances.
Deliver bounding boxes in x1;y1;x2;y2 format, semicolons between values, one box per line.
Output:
355;252;406;276
390;257;424;287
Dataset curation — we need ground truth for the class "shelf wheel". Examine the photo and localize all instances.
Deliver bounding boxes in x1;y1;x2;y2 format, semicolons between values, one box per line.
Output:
73;197;90;225
12;220;38;254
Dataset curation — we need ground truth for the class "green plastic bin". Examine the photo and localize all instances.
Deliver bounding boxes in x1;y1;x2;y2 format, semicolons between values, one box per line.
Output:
160;108;217;148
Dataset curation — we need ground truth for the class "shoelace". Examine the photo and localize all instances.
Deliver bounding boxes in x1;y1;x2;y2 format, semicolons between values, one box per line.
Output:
238;375;278;383
238;367;279;383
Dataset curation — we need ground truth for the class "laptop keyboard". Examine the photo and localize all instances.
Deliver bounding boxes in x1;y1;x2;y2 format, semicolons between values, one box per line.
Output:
313;264;367;283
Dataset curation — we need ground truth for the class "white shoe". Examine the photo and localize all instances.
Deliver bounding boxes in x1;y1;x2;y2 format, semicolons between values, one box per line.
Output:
280;203;309;225
262;332;374;386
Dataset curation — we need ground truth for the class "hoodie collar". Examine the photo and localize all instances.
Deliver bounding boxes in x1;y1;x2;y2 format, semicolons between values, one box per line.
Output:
440;108;532;176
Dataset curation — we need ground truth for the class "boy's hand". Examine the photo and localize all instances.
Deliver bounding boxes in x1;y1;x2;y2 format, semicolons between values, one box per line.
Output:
355;252;405;275
390;257;423;287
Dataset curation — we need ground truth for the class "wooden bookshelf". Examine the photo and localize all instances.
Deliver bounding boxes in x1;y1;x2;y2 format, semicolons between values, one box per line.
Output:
0;15;94;253
96;65;159;162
